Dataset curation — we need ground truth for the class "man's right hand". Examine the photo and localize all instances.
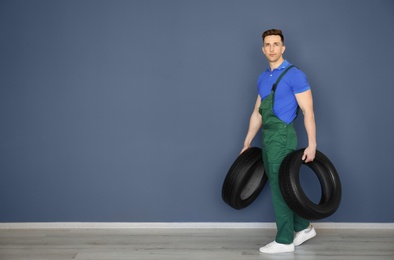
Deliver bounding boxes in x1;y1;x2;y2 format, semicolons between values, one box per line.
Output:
240;145;250;154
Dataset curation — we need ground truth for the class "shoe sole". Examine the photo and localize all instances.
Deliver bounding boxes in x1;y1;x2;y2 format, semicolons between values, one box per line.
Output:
259;248;295;254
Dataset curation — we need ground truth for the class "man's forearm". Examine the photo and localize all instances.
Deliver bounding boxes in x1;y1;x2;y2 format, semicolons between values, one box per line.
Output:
304;112;317;148
243;111;262;147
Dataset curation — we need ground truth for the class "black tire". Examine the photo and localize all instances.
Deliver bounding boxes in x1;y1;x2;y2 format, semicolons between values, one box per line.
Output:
279;149;342;220
222;147;268;210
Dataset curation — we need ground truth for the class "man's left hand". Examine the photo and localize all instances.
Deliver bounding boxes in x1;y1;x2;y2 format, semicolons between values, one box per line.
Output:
302;146;316;163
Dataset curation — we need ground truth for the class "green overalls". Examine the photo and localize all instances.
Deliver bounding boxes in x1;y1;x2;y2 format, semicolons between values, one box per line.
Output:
259;65;310;244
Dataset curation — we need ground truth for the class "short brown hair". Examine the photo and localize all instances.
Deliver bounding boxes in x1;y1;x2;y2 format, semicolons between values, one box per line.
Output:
262;29;284;43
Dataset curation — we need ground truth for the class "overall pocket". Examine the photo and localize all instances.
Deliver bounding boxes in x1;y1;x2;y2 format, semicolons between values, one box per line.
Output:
259;97;271;115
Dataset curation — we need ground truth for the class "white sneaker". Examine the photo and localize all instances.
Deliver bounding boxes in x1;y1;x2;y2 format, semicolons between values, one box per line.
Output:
259;241;295;254
293;225;316;246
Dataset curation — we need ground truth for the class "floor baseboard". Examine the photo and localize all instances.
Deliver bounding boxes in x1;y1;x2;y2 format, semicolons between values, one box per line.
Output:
0;222;393;229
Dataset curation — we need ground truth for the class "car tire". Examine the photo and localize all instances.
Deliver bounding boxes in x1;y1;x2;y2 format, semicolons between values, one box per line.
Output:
222;147;267;210
279;149;342;220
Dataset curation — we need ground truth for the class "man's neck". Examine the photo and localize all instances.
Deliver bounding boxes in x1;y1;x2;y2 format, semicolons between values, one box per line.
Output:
269;58;285;71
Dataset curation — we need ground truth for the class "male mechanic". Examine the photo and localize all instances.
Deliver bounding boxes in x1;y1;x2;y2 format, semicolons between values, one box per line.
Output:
240;29;317;254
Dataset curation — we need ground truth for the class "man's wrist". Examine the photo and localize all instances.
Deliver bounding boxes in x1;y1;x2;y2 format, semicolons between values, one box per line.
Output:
308;143;317;149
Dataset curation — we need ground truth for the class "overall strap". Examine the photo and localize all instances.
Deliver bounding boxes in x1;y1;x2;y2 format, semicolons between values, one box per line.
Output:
271;65;295;91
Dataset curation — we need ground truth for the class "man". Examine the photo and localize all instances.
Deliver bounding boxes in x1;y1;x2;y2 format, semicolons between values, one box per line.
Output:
240;29;317;254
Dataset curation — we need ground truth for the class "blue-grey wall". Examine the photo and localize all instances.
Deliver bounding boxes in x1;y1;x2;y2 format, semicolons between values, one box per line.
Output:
1;0;393;222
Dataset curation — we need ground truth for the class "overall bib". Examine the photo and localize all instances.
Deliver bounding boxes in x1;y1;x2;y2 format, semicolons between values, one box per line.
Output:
259;66;310;244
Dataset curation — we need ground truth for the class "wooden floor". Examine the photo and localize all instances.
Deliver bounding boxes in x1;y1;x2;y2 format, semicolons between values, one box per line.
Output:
0;228;393;260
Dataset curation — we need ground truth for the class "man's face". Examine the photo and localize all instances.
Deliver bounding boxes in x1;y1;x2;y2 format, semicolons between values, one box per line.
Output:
262;35;286;63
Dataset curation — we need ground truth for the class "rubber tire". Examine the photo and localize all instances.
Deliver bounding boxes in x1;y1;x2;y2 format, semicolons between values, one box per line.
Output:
222;147;268;210
279;149;342;220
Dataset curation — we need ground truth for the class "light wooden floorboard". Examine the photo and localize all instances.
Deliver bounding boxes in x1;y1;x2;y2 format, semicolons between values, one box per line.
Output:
0;228;393;260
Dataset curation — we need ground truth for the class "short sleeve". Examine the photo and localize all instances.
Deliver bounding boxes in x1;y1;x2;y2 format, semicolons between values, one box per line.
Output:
289;69;311;94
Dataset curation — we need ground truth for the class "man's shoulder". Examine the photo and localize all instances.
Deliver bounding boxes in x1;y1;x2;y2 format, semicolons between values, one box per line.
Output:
257;69;270;81
286;66;307;78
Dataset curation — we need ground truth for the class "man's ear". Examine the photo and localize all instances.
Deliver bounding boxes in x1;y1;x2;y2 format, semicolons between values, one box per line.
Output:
262;46;265;54
282;45;286;54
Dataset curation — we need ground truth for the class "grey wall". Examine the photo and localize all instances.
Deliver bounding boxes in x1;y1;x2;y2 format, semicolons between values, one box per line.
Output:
1;0;393;222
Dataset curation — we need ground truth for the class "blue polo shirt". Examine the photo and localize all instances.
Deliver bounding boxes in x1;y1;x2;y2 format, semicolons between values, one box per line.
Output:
257;60;310;124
